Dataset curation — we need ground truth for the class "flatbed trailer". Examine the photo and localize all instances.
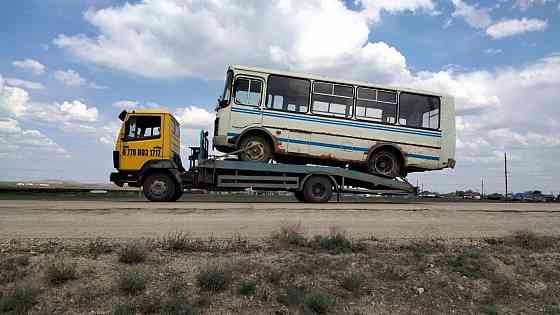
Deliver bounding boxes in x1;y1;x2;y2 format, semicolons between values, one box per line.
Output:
154;132;416;203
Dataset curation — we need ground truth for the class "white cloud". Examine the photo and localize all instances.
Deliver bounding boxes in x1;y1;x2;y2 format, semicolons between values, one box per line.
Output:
174;106;215;130
12;59;46;75
2;73;99;125
513;0;552;11
486;18;548;39
58;101;99;122
53;0;431;82
358;0;436;23
23;100;99;123
98;121;121;146
0;118;66;159
53;69;106;89
484;48;503;55
112;100;139;109
0;75;29;117
451;0;492;29
54;69;87;87
5;78;45;90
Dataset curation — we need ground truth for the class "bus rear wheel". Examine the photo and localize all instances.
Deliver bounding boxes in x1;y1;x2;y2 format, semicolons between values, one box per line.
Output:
238;134;273;162
302;176;333;203
368;150;401;178
143;173;177;202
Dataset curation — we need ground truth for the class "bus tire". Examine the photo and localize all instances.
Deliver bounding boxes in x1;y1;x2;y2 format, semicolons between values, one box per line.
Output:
302;176;332;203
238;134;273;162
142;172;177;202
368;150;401;178
294;190;306;202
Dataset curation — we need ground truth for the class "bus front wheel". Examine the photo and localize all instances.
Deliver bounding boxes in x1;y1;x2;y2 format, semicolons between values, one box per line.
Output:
238;134;273;162
368;150;401;178
302;176;333;203
142;172;177;202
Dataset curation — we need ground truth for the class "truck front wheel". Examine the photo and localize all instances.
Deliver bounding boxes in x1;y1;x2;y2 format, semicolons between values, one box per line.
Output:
142;173;177;202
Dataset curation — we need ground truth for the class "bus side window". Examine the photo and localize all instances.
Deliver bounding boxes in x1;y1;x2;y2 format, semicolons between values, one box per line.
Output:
356;87;397;123
234;78;262;106
311;82;353;118
266;75;310;113
399;93;440;129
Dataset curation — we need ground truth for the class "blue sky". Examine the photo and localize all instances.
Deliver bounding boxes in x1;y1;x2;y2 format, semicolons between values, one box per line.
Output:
1;0;559;194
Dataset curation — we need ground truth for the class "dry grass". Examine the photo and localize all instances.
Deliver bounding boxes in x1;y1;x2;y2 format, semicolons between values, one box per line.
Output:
118;241;148;264
0;229;558;314
116;268;147;295
44;258;77;286
196;264;232;292
271;222;307;247
0;284;40;314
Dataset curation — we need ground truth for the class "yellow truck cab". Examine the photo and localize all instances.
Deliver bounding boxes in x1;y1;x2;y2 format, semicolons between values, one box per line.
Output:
110;109;185;201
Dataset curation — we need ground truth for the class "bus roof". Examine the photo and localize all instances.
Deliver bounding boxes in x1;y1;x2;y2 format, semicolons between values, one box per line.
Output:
230;65;451;98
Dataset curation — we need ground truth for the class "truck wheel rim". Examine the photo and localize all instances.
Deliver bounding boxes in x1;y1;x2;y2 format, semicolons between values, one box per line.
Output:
150;180;168;196
245;141;265;161
312;183;326;197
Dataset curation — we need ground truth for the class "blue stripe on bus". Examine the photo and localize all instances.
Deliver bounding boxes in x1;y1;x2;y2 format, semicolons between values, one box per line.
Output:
230;107;442;138
227;132;440;161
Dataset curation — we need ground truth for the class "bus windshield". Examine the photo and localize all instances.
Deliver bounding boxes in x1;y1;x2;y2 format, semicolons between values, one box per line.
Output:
221;70;233;102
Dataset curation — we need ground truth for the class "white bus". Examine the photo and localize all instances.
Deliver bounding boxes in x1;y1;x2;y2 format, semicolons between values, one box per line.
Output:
213;65;455;178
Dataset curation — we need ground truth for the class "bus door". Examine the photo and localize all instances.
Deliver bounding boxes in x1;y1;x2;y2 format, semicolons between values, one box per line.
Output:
231;76;264;129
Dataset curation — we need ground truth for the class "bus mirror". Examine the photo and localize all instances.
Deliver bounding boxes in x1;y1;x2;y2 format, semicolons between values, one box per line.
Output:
118;110;128;121
218;99;229;108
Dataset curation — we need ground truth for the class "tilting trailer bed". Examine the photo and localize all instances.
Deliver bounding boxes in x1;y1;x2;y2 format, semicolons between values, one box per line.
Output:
175;132;416;203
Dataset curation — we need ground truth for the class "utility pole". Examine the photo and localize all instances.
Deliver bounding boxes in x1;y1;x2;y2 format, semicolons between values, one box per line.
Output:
504;152;508;200
481;178;484;200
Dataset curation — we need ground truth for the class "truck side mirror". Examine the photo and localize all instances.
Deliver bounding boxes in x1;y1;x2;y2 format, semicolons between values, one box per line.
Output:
118;110;127;121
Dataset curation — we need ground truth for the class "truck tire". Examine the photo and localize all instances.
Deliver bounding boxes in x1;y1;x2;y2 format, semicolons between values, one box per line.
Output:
302;176;333;203
142;173;177;202
294;190;306;202
170;185;184;201
368;150;401;178
238;134;272;162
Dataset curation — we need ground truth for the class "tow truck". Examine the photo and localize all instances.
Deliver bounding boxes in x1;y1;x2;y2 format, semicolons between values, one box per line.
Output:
110;109;416;202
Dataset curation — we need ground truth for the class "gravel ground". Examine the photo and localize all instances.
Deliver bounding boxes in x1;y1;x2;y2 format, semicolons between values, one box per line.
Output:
1;200;559;239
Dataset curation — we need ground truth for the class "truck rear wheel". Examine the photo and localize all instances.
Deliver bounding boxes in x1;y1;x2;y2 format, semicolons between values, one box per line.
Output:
294;190;306;202
142;173;177;202
302;176;333;203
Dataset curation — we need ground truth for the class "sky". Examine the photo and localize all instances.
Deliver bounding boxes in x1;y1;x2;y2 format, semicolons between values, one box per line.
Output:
0;0;559;194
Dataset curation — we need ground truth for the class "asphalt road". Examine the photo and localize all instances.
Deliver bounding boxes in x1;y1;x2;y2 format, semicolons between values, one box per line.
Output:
1;200;559;239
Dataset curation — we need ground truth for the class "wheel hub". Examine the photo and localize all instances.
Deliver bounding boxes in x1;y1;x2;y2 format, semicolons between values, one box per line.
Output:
150;180;168;196
245;141;265;161
312;183;326;197
374;154;395;176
